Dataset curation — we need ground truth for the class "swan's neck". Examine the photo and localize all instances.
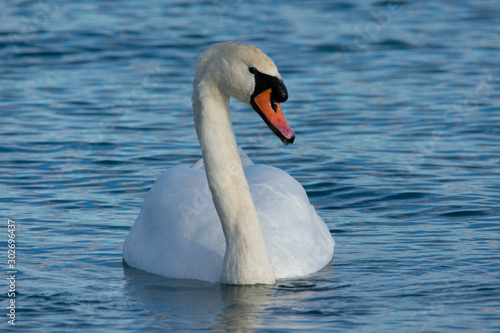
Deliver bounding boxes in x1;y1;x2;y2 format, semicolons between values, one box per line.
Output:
193;77;275;285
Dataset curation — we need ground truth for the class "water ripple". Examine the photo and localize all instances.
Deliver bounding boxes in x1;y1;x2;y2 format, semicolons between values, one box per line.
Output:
1;0;500;331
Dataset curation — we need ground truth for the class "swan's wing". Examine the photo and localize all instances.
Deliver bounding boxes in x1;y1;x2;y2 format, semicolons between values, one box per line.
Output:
123;165;225;282
244;164;335;279
192;147;254;169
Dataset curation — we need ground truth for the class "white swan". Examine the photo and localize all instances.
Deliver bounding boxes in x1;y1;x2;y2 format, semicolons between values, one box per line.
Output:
123;42;334;285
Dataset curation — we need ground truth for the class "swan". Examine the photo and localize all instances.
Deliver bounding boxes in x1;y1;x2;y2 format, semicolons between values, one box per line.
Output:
123;42;334;285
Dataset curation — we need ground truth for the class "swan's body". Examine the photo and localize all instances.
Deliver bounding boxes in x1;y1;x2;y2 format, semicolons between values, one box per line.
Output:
123;42;334;285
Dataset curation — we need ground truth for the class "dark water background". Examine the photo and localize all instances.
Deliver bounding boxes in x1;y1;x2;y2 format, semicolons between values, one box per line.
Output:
1;0;499;331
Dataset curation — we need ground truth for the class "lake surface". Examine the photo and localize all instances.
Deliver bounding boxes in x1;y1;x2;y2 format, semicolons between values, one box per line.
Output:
1;0;500;331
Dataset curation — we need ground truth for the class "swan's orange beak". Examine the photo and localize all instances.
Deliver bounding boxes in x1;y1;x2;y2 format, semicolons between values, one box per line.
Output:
252;88;295;145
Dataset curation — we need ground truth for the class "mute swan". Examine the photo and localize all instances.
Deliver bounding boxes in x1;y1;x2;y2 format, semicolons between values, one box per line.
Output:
123;42;334;285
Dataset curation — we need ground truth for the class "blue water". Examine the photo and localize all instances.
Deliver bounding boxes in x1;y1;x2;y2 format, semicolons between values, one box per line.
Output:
2;0;500;331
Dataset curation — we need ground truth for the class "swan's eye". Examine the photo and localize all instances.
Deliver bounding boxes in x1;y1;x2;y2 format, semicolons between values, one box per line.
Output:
248;67;257;74
270;96;278;112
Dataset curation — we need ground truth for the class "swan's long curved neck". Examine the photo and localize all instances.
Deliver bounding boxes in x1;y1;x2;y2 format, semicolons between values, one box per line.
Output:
193;76;275;285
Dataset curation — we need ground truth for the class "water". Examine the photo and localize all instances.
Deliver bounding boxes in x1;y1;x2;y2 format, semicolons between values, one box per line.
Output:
1;0;500;331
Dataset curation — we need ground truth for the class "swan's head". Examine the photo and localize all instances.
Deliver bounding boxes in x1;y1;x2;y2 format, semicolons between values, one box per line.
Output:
197;42;295;145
